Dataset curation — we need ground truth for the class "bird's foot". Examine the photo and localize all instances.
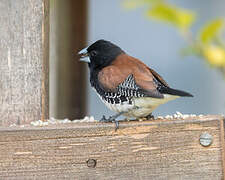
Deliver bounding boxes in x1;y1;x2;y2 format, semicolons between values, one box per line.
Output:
100;115;114;122
145;113;155;120
100;115;120;131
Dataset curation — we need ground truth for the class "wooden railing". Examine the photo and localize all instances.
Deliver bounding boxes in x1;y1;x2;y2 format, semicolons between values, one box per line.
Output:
0;115;224;179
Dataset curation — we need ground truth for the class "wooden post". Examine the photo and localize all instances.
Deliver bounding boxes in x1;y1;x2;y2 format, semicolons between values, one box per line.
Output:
49;0;87;120
0;115;224;179
0;0;49;126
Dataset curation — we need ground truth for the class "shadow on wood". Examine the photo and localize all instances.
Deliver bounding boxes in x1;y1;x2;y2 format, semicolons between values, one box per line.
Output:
49;0;87;120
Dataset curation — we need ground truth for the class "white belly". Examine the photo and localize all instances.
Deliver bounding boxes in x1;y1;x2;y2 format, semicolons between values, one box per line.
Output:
99;94;179;118
100;98;135;113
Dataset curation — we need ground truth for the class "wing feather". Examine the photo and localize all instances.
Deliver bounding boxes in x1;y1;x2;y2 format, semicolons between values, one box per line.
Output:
97;54;165;99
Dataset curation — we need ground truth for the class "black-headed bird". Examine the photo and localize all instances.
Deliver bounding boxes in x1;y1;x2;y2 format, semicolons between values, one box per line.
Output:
79;40;193;129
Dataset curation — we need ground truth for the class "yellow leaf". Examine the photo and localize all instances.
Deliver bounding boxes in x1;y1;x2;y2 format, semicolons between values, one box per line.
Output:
146;3;195;30
177;11;195;30
200;19;224;44
122;0;156;9
203;45;225;67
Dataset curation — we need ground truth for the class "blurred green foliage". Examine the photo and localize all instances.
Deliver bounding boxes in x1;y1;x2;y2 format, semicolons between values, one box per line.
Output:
147;3;195;30
200;19;224;44
123;0;225;75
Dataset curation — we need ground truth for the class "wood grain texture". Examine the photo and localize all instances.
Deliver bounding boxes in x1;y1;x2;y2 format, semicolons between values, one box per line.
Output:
220;118;225;179
41;0;50;121
0;0;49;125
0;115;224;179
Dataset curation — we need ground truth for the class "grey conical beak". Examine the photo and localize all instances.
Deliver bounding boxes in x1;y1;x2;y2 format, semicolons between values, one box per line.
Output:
78;47;90;63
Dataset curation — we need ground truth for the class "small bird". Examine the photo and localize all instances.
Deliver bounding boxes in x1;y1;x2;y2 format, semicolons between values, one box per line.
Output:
78;40;193;129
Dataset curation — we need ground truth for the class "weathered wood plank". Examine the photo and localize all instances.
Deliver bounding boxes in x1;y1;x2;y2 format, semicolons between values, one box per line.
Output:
0;0;49;126
0;115;224;179
220;118;225;179
42;0;50;122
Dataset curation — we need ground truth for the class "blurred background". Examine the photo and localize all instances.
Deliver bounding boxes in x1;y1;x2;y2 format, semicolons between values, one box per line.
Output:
50;0;225;120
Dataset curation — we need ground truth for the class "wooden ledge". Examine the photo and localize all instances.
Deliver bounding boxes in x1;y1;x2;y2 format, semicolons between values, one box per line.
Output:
0;114;223;131
0;115;224;179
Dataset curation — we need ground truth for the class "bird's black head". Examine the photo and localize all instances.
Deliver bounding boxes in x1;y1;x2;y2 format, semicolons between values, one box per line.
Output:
79;40;124;71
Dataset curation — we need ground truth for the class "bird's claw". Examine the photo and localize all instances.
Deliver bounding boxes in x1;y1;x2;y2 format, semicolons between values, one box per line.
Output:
100;115;113;122
100;115;106;122
100;115;119;131
145;113;155;120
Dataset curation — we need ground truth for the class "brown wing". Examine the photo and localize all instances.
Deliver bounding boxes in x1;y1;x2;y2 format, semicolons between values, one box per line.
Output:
148;68;169;87
98;54;165;98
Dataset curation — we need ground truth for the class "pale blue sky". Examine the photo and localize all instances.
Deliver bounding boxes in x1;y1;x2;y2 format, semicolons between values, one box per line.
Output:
87;0;225;119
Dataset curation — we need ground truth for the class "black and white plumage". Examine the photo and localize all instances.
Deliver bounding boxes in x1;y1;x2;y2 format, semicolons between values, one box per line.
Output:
78;40;193;128
93;74;146;117
99;74;145;104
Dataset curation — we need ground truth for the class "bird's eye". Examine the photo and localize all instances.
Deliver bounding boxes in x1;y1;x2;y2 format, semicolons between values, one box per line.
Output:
91;50;97;56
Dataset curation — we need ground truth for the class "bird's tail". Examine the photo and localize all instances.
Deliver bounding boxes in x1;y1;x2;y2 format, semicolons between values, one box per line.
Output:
160;87;193;97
